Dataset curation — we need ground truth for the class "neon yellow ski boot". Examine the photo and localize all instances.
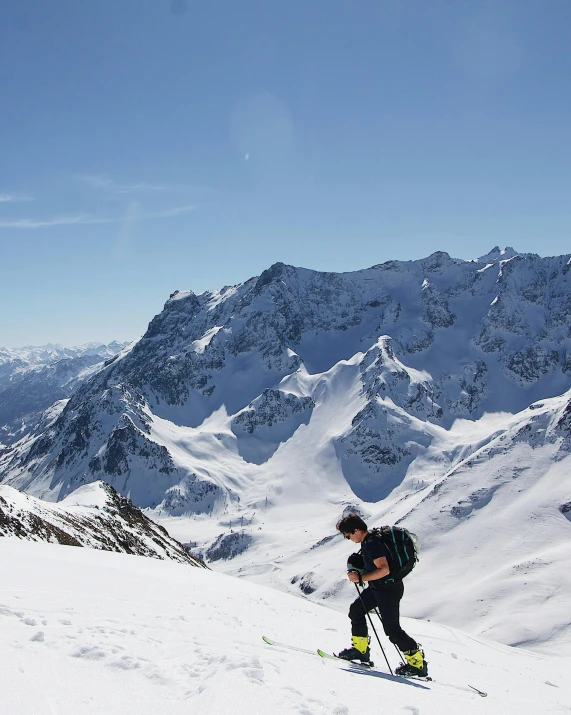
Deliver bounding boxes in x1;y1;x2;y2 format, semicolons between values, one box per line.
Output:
396;647;428;677
337;636;371;664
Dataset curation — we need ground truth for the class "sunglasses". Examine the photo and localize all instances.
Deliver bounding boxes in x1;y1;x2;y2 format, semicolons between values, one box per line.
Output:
343;532;353;539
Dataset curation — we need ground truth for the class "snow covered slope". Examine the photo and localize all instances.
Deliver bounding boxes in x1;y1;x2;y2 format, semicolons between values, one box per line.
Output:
208;388;571;655
1;249;571;654
0;481;203;566
3;249;570;503
1;539;569;715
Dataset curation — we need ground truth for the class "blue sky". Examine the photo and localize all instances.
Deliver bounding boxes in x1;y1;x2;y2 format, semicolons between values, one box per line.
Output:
1;0;570;346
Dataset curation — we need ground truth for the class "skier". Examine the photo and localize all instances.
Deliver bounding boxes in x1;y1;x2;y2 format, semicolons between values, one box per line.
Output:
336;513;428;677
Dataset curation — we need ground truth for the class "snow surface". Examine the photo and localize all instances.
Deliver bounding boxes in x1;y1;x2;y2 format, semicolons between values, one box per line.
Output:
150;388;571;656
6;356;570;654
1;539;569;715
3;250;571;663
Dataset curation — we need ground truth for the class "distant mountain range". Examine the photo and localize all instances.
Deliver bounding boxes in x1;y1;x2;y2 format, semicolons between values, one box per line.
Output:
0;341;130;446
1;248;570;651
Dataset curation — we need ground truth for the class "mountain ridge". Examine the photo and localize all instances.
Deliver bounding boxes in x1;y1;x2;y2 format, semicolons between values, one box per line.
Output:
0;341;130;446
1;247;570;650
2;248;570;506
0;479;205;566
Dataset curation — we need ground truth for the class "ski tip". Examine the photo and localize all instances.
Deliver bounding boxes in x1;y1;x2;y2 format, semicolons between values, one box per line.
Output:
262;636;274;645
317;649;337;660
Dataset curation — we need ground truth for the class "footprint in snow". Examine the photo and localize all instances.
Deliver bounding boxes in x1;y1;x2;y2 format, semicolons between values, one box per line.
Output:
283;686;303;697
71;645;107;660
0;605;25;619
142;665;171;686
30;631;45;642
225;654;264;683
108;655;142;670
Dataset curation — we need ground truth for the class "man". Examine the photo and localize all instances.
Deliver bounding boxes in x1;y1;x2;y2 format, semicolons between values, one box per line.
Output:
336;513;428;677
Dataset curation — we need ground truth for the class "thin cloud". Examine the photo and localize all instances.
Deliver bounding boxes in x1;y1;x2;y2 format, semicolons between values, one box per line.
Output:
0;193;35;203
0;205;194;229
76;175;116;190
0;214;117;229
77;174;209;196
143;205;195;219
113;182;172;194
78;175;172;195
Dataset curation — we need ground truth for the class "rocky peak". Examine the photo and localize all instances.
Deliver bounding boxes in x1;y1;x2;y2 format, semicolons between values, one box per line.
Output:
476;246;519;263
0;480;206;566
2;249;570;520
253;261;291;292
145;291;201;339
420;251;455;272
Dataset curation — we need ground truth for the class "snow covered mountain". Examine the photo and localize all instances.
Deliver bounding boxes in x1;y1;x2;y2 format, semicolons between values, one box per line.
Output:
1;539;570;715
206;387;571;654
0;341;126;368
1;248;570;652
0;480;204;566
0;341;130;446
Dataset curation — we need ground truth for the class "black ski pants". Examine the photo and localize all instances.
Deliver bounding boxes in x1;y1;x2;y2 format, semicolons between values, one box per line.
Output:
349;581;418;653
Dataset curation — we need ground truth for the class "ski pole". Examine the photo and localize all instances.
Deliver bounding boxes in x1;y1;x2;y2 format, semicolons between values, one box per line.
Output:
391;640;404;662
371;605;405;664
353;583;393;675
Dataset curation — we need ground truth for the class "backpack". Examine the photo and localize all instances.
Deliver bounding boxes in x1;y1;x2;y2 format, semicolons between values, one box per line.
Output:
370;526;419;580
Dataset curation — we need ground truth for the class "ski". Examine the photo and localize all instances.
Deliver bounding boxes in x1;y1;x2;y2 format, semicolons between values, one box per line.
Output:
316;648;375;668
262;638;429;691
317;649;487;698
261;635;319;657
316;649;432;691
263;637;487;698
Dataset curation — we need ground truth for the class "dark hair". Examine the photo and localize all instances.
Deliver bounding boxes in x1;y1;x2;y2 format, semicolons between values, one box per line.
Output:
336;513;368;534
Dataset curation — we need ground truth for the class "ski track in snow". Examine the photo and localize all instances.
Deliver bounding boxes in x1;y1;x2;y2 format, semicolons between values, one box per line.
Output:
1;540;570;715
